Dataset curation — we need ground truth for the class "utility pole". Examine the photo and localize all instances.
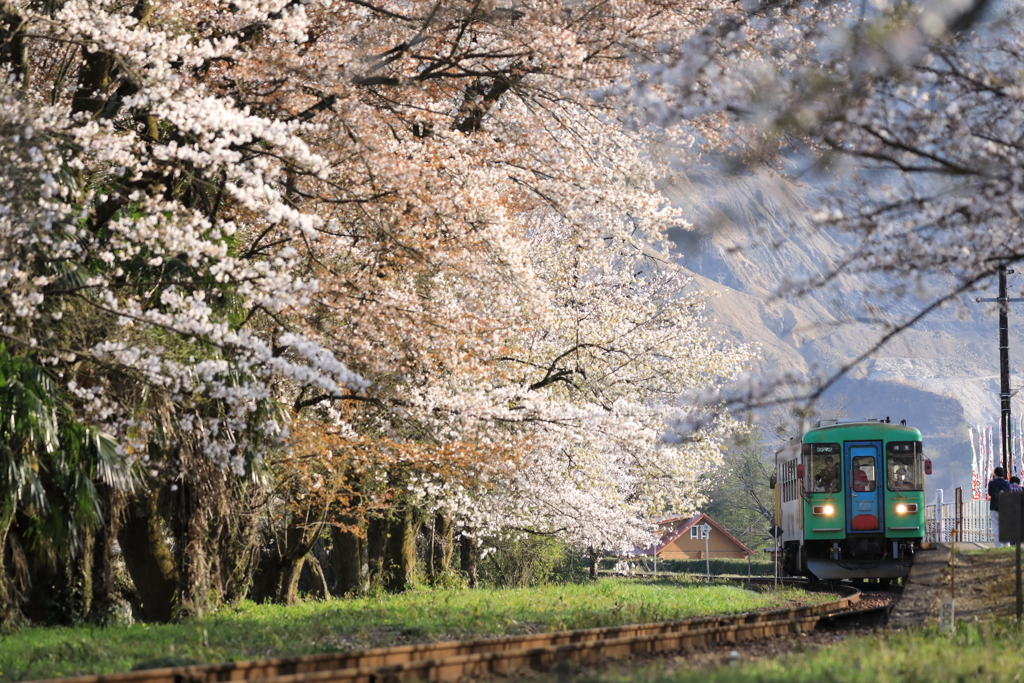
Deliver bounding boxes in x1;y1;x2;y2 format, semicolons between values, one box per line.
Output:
701;523;712;579
976;264;1024;476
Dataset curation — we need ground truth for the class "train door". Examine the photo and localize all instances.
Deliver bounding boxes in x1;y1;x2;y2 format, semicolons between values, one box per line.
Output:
845;441;883;533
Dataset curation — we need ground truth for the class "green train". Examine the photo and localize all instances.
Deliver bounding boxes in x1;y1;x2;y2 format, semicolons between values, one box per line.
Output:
773;419;931;580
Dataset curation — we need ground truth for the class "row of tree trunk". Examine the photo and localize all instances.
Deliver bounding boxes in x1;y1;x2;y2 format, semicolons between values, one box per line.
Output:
247;511;480;606
114;499;482;622
2;479;487;627
6;477;609;627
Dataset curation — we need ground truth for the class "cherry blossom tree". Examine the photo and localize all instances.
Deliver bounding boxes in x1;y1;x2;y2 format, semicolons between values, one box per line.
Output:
396;224;754;572
0;0;763;616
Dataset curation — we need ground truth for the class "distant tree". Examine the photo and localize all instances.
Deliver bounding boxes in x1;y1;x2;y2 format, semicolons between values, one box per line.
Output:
702;430;776;551
703;397;849;551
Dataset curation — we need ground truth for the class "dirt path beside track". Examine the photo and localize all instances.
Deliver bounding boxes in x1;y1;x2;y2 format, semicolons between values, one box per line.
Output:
890;544;1021;627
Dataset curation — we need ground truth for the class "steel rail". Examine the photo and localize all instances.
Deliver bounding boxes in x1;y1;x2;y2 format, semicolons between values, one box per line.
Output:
26;588;860;683
243;613;837;683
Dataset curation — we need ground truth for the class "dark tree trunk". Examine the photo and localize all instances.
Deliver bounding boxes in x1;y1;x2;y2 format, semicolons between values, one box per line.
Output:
367;516;388;589
276;555;305;606
2;527;29;627
249;552;285;604
76;525;95;619
21;521;63;623
118;494;179;622
589;546;598;580
158;460;266;614
330;522;368;596
0;511;14;627
367;510;420;592
0;6;30;86
90;484;123;623
250;517;323;605
427;514;453;585
211;487;262;606
169;477;208;617
382;509;419;591
460;529;478;588
305;554;330;600
196;470;262;607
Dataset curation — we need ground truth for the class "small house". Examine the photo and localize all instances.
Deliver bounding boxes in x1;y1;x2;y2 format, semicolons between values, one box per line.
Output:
648;513;753;560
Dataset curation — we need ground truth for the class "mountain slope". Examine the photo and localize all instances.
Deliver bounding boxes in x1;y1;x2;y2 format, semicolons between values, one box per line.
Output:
665;170;1024;492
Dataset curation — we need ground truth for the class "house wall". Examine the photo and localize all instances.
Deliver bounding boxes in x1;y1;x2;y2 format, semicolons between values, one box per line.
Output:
658;527;750;559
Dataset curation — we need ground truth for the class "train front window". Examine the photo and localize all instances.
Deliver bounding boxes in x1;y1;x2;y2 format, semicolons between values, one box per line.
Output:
887;442;924;491
807;443;841;492
851;454;877;492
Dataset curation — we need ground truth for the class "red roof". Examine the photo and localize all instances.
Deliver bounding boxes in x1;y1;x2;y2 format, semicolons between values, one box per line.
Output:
633;513;754;556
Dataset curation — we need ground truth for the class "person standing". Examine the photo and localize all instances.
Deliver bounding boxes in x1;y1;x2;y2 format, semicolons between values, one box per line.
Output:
989;467;1012;547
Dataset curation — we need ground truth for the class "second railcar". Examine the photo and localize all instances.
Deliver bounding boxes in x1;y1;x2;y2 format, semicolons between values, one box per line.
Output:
773;419;931;580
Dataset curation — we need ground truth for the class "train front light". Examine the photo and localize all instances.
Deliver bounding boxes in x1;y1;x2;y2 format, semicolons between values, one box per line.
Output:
812;505;835;516
895;503;918;514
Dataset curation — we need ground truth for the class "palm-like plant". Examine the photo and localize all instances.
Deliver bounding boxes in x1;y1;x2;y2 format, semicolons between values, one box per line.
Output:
0;343;133;627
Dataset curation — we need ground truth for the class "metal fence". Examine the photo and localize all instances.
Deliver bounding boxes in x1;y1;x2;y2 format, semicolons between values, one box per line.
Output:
925;487;991;543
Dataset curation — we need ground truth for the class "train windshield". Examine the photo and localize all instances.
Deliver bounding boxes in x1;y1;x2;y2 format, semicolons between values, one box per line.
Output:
887;441;924;491
806;443;841;492
851;453;877;492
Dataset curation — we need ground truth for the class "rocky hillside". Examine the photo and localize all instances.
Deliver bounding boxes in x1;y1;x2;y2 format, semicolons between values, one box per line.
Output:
664;170;1024;493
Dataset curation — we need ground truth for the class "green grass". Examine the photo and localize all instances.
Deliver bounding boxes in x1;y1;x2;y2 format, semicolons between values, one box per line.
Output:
526;620;1024;683
0;578;827;682
960;545;1016;555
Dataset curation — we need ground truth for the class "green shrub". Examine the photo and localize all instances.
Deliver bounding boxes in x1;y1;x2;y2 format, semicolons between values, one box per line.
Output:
478;534;589;587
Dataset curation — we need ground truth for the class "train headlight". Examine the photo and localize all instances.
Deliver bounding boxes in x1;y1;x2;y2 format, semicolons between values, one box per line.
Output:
895;503;918;514
823;504;834;515
812;505;835;516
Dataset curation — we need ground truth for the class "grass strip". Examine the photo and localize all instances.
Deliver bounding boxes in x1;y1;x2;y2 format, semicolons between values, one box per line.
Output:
545;620;1024;683
0;578;827;682
959;546;1017;555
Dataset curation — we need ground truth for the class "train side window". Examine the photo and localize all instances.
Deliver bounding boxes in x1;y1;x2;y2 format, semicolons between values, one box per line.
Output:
807;443;841;493
887;441;924;491
787;459;793;502
851;454;877;492
781;458;798;502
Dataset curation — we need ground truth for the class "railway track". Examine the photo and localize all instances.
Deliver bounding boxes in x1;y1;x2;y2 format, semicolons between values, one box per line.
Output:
28;588;863;683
